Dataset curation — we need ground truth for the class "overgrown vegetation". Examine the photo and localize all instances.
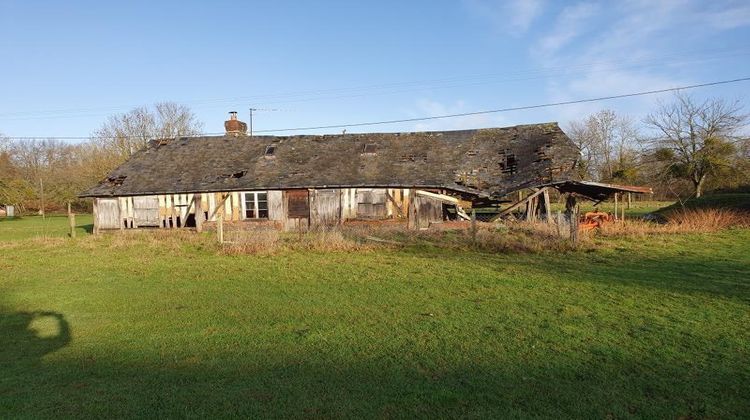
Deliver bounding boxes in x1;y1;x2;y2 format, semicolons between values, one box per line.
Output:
1;215;749;418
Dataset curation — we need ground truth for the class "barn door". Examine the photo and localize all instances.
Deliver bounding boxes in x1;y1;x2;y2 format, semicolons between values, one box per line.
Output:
310;189;341;227
133;196;160;227
356;189;387;218
413;194;443;229
285;189;310;231
96;198;120;230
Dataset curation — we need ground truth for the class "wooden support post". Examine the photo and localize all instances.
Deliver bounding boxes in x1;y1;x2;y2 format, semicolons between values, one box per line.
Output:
194;193;203;233
217;195;225;244
67;202;76;238
542;188;552;222
565;194;578;244
92;198;100;235
614;193;619;221
119;197;125;231
170;194;177;228
407;189;416;230
526;194;538;222
627;192;632;210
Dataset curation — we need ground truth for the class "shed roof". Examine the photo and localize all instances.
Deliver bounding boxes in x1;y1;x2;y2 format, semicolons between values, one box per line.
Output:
80;122;581;199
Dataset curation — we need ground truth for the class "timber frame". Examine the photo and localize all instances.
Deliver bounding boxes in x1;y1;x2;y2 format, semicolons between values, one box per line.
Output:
80;122;650;232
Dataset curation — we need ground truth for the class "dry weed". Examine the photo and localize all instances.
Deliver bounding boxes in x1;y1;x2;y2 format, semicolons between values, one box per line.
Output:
599;208;749;237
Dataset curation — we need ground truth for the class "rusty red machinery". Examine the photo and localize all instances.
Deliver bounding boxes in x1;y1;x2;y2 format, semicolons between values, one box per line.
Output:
579;211;614;231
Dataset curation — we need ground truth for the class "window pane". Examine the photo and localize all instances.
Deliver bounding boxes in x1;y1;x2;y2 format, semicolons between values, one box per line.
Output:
244;192;256;219
258;209;268;218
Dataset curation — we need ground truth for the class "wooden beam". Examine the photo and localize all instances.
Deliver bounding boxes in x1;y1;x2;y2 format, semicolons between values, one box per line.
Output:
384;191;405;218
182;195;196;228
490;187;547;221
414;189;459;204
208;193;231;221
194;193;203;233
455;206;471;221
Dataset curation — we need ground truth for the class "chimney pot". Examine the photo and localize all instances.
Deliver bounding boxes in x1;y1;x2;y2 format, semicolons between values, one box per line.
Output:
225;111;247;136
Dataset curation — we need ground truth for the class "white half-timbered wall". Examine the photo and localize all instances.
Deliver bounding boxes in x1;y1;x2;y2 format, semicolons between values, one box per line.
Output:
93;188;433;231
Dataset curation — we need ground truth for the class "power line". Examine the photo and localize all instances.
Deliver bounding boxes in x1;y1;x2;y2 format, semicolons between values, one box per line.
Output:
3;76;749;140
253;77;750;133
1;46;749;121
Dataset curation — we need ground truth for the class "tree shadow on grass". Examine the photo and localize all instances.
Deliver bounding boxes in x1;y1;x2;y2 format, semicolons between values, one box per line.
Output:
0;310;71;366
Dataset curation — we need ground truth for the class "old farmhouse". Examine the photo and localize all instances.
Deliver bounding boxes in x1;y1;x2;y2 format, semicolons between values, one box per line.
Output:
80;114;647;233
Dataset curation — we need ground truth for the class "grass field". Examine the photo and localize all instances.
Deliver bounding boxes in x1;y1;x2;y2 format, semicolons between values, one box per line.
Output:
1;215;749;418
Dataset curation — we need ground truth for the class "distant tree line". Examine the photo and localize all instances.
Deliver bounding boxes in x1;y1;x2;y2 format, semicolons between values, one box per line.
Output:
567;93;748;199
0;94;748;215
0;102;202;214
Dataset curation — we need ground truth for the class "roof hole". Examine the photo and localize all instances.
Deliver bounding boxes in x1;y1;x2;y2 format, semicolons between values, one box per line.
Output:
362;143;377;155
218;170;247;180
106;175;127;186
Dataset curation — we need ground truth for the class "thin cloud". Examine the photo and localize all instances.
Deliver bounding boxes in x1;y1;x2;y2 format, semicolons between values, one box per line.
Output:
534;2;600;58
528;0;750;125
463;0;545;35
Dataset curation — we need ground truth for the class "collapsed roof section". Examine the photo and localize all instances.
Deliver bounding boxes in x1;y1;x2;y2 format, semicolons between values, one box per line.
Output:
80;123;582;198
545;180;653;201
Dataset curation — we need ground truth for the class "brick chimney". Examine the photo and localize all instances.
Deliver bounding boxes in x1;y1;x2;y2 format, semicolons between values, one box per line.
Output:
225;111;248;136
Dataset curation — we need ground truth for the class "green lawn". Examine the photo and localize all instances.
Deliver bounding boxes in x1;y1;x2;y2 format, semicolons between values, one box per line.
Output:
657;193;750;214
0;214;93;240
1;216;749;418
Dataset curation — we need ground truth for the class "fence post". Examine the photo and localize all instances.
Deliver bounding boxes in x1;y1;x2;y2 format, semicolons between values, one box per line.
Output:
470;209;477;245
67;202;76;238
614;193;619;221
217;195;224;244
565;195;578;244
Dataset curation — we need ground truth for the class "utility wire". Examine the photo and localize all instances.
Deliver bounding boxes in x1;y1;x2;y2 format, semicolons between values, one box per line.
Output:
253;77;750;133
4;77;749;140
1;46;748;120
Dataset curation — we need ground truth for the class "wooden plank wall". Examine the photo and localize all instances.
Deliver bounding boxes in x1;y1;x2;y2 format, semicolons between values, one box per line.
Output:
95;188;417;232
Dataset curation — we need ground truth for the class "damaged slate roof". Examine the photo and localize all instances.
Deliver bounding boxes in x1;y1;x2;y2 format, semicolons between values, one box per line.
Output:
80;122;581;199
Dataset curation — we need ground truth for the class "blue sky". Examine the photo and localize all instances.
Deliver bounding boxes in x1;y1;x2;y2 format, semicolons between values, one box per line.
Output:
1;0;749;140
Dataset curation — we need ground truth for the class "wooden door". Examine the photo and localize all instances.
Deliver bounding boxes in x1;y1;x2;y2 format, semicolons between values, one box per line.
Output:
133;196;160;227
310;189;341;227
413;195;443;229
96;198;121;230
356;188;387;218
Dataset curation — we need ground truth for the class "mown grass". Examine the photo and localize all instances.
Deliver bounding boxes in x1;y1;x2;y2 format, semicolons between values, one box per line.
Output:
657;193;750;214
0;214;93;240
1;216;749;418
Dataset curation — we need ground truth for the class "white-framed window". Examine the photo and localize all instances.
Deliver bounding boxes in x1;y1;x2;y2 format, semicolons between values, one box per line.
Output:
242;192;268;219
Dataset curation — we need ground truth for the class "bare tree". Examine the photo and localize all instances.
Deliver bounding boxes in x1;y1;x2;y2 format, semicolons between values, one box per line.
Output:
567;109;640;181
91;102;204;159
644;93;748;198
